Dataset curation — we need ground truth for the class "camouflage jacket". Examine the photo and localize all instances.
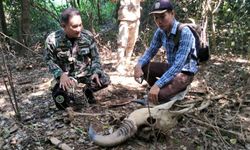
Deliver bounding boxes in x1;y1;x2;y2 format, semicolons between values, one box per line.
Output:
118;0;142;21
44;29;102;79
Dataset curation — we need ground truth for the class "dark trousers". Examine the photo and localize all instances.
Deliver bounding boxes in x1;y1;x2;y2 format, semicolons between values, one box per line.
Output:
142;62;194;103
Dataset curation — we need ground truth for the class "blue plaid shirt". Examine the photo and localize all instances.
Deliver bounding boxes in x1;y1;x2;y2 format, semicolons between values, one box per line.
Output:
138;19;198;88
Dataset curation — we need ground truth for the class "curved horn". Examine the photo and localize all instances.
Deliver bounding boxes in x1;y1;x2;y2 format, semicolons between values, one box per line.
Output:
88;119;137;147
154;99;178;110
169;103;195;114
88;108;149;147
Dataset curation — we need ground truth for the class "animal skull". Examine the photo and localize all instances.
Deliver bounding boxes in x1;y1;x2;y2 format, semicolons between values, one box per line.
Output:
88;99;195;147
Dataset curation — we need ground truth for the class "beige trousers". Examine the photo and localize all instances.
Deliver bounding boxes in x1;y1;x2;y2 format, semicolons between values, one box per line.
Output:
117;20;140;64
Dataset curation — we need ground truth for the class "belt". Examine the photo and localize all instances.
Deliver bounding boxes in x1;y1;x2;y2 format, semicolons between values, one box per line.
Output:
181;71;194;76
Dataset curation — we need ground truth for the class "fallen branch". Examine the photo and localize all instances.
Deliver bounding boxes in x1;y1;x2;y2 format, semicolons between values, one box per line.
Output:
187;115;246;142
17;80;32;85
100;99;132;108
65;107;109;123
188;100;211;113
180;97;204;104
210;94;227;100
0;32;43;57
0;46;21;120
49;137;73;150
208;89;231;100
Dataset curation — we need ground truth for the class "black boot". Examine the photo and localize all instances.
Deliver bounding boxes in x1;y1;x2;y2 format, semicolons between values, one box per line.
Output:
52;83;70;110
83;88;96;104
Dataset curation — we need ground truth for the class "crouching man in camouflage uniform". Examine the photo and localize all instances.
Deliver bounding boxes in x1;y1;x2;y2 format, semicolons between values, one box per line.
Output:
44;7;110;110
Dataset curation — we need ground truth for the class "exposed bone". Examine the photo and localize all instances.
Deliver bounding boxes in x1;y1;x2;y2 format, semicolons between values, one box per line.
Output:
65;107;108;123
171;100;211;114
88;99;185;147
88;119;137;147
170;103;195;114
88;93;212;147
153;99;178;110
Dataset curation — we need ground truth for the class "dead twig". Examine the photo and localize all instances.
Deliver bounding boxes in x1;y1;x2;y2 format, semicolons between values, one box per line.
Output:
187;115;246;142
180;97;204;104
206;89;231;101
0;32;43;58
205;114;231;148
17;80;33;85
0;46;21;120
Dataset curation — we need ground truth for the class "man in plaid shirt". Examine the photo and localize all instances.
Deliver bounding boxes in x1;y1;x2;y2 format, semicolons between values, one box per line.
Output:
134;0;198;104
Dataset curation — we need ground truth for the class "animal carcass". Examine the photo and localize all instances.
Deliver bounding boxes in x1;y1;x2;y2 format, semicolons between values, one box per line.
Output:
88;99;195;147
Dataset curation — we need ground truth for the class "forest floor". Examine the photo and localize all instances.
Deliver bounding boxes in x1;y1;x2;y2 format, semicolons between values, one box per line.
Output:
0;34;250;150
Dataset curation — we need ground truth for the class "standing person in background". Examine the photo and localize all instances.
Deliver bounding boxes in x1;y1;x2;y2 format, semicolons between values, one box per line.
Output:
111;0;144;75
44;7;110;110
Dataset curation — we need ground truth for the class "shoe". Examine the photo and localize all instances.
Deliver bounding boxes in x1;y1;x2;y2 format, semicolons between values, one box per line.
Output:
83;88;96;104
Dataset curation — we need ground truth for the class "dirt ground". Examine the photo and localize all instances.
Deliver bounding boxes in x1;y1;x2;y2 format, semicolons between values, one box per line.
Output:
0;44;250;150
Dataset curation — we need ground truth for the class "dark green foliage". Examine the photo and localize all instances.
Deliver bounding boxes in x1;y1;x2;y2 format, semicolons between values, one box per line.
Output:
3;0;21;37
140;0;249;56
217;0;249;54
1;0;249;56
30;6;59;45
78;0;116;30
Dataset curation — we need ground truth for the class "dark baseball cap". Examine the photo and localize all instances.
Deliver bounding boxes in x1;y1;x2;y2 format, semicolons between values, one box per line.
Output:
150;0;174;14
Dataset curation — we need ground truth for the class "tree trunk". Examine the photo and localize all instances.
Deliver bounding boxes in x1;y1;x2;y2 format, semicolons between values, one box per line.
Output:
201;0;209;46
0;0;8;34
97;0;101;24
211;13;216;51
206;0;216;52
210;0;223;52
17;0;30;55
21;0;30;45
69;0;77;8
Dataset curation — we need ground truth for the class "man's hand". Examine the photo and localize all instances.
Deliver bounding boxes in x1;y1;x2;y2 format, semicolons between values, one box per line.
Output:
148;84;160;104
134;63;144;83
91;73;101;87
59;73;77;91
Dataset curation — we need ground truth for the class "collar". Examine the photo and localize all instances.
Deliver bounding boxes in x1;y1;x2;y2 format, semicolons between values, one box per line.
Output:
160;19;179;37
60;29;69;42
60;29;82;43
170;19;179;35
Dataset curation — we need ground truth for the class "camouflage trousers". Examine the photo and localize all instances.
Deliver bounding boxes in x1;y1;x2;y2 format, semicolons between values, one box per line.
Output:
51;71;110;91
117;20;140;64
77;72;110;92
